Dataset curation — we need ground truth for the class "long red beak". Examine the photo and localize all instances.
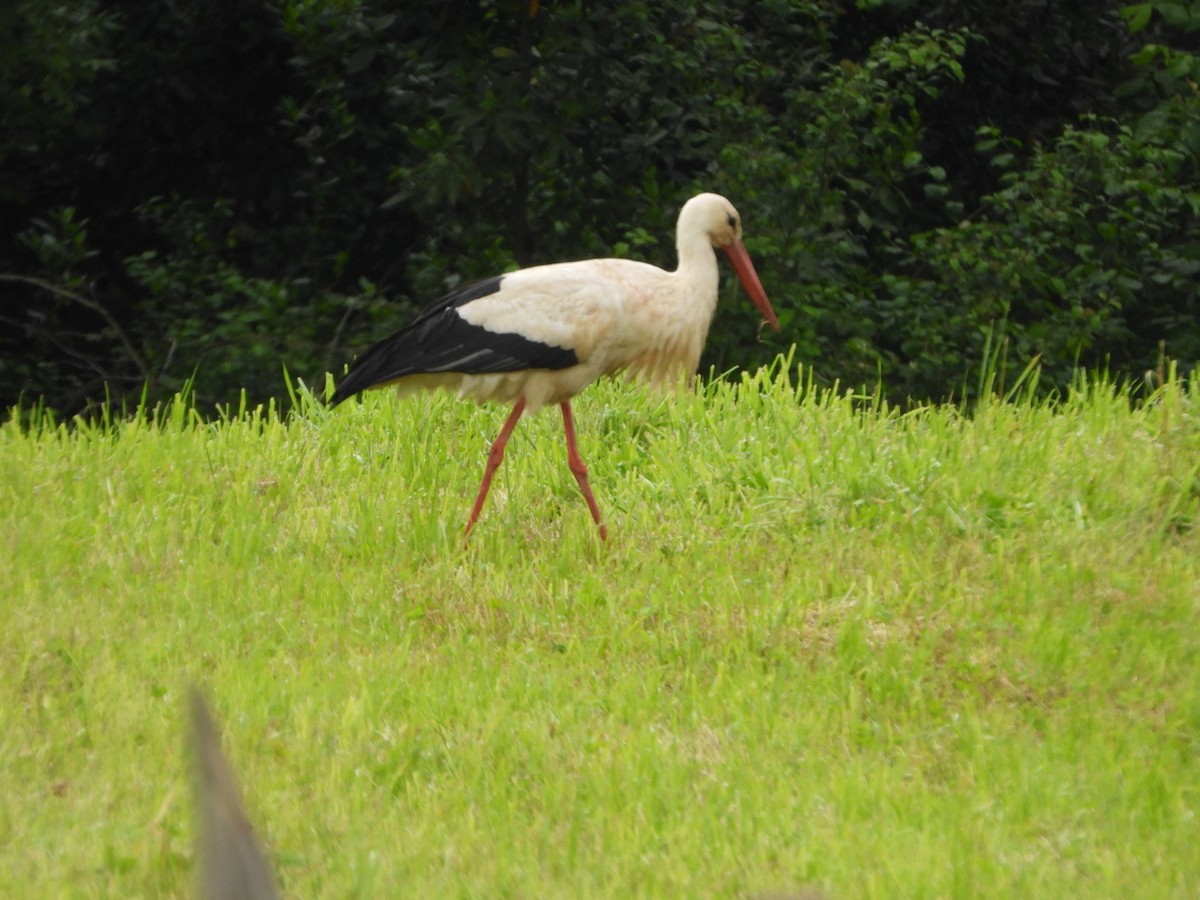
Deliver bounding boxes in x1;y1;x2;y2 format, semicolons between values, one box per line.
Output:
722;239;780;331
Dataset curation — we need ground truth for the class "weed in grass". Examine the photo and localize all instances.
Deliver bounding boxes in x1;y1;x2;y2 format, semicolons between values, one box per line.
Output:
189;687;279;900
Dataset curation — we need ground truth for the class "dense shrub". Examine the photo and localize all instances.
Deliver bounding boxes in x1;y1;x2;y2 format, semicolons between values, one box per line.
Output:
1;0;1196;415
877;114;1200;398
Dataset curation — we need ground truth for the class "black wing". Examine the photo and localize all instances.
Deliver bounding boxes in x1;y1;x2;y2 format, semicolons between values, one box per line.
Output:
330;275;579;406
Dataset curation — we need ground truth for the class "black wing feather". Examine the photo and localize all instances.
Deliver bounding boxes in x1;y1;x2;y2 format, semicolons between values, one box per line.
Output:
331;275;579;406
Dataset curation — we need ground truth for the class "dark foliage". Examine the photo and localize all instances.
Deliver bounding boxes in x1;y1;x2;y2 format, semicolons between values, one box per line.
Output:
2;0;1197;416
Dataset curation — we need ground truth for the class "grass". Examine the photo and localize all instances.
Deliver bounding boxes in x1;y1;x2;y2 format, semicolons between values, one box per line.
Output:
1;356;1198;897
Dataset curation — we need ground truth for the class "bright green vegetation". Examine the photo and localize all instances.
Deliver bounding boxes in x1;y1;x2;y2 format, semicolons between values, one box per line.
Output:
2;360;1198;897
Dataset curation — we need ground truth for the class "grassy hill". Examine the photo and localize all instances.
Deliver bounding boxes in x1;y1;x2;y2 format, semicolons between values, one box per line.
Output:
2;358;1198;897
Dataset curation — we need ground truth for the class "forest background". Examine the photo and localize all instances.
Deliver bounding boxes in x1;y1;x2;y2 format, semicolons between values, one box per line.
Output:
2;0;1198;416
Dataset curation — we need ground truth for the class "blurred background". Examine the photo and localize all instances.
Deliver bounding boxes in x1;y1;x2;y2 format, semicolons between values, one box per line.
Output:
2;0;1197;416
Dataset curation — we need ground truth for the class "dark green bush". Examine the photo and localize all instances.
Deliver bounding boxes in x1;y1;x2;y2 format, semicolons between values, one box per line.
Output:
2;0;1196;416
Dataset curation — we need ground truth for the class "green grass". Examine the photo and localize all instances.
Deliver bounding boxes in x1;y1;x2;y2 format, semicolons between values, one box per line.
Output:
2;357;1198;897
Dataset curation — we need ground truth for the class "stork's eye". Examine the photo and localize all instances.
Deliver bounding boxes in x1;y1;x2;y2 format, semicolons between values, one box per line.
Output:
726;214;737;228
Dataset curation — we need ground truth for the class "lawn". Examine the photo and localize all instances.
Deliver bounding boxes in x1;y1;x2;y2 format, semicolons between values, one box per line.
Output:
2;358;1198;897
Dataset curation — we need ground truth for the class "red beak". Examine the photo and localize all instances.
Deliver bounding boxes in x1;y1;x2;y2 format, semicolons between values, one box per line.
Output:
722;239;780;331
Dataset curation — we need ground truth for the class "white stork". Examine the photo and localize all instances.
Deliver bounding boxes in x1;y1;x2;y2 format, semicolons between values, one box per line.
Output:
331;192;780;539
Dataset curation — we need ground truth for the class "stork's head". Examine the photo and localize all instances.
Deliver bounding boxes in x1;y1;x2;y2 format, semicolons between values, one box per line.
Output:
680;193;781;332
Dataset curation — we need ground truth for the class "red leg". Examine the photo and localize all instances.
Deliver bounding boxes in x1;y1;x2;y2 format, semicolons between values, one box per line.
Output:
560;401;608;540
464;398;526;537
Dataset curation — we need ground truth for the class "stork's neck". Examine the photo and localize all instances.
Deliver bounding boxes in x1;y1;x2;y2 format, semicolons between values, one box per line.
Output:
673;231;720;311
